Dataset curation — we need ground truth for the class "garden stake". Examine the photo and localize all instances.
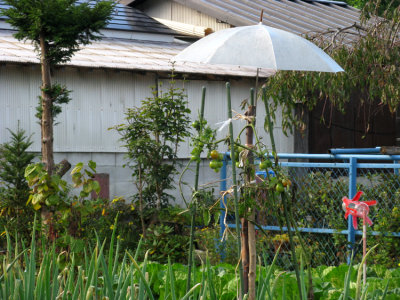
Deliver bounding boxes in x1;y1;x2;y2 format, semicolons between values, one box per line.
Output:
246;88;257;300
226;82;245;299
362;209;367;286
186;86;206;293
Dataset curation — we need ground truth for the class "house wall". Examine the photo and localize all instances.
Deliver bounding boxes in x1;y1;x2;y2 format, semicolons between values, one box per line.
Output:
0;64;293;203
135;0;231;31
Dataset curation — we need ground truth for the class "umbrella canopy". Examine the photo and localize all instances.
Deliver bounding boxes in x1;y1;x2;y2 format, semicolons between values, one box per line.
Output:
173;24;344;73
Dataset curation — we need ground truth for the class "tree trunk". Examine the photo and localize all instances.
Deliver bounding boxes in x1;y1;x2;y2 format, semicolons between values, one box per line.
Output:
39;32;56;241
39;32;54;175
55;159;71;177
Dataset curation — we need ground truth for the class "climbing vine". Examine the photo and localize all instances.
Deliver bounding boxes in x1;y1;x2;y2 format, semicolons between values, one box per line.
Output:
265;1;400;135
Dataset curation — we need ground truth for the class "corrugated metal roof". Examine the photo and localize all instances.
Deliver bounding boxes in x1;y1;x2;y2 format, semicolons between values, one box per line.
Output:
0;0;177;35
0;30;274;77
170;0;361;37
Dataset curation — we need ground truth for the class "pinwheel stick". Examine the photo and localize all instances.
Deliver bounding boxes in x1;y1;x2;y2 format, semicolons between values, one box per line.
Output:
362;209;367;285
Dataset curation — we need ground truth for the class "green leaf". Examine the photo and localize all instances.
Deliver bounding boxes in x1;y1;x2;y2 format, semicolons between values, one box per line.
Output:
84;169;94;178
71;173;82;186
24;164;37;178
88;160;96;172
203;209;210;226
71;163;83;175
91;180;100;195
83;182;92;194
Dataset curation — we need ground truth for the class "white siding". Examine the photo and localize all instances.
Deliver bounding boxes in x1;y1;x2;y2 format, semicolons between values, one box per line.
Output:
0;65;293;156
138;0;230;32
0;65;156;152
0;64;293;201
160;78;294;157
0;64;41;150
53;68;155;153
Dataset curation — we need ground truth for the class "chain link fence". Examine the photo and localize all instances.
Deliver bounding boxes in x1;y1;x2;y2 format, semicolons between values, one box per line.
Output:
220;153;400;269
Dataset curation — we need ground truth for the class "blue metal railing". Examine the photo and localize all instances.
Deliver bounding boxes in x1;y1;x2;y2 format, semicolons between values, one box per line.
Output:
219;150;400;264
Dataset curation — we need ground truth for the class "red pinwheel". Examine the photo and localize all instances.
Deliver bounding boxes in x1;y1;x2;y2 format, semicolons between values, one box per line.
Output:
342;191;377;230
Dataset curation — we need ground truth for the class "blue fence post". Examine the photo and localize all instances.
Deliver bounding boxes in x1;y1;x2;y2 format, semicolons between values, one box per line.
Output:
219;152;228;261
347;157;357;264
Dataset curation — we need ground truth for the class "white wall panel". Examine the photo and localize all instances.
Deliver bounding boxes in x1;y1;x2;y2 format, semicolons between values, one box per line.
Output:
0;65;41;151
51;68;155;153
0;64;293;157
138;0;230;32
160;78;294;158
0;65;156;152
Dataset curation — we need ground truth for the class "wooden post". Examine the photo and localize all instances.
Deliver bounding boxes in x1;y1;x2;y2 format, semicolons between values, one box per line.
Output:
91;173;110;199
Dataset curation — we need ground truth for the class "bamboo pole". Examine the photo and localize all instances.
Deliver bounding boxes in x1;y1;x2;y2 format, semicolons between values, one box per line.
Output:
186;86;206;292
226;82;245;299
247;88;256;300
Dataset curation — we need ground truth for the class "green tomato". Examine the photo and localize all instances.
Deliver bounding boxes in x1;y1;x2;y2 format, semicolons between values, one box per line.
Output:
190;155;197;161
192;120;200;130
259;161;268;170
209;160;219;169
217;161;223;168
218;153;224;161
276;183;285;193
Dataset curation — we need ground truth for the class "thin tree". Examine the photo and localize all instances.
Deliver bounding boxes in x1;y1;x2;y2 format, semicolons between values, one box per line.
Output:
1;0;115;175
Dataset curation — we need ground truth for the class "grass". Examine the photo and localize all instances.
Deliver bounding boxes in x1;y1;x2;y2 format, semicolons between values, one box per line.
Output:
1;219;399;299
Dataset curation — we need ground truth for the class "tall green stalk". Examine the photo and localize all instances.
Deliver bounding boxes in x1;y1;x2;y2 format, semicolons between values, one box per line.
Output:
186;86;206;292
226;82;245;298
263;88;303;299
262;88;277;165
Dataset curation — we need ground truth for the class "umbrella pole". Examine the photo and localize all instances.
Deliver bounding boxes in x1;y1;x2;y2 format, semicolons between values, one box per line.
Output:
226;82;245;299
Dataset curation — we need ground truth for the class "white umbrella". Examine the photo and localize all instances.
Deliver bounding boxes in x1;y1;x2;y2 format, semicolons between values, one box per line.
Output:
173;23;344;73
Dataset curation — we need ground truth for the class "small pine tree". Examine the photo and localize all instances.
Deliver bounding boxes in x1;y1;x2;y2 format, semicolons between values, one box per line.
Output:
0;127;36;239
0;127;36;208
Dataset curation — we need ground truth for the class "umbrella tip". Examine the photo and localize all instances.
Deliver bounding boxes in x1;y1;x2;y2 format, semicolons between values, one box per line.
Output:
259;9;264;23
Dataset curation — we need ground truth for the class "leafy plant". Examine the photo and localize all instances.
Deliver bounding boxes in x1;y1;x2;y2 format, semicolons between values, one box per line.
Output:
140;224;188;264
113;79;191;236
24;160;101;241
